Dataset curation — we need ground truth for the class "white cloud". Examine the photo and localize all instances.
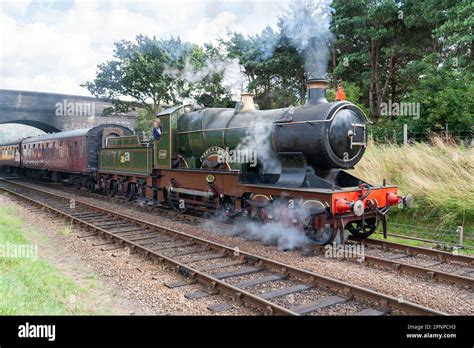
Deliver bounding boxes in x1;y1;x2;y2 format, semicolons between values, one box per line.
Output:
0;0;290;96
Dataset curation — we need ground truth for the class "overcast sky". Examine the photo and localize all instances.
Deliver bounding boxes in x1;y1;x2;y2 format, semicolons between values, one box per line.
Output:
0;0;290;96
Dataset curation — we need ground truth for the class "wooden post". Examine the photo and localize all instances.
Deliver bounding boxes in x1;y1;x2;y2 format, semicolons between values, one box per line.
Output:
403;124;408;145
456;226;463;246
445;123;449;141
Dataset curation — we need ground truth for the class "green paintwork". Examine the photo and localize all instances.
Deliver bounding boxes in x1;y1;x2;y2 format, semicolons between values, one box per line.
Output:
154;106;185;169
105;136;142;148
100;135;152;175
154;114;171;169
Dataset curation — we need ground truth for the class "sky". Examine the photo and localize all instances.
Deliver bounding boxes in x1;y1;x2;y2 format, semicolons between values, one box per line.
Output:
0;0;290;96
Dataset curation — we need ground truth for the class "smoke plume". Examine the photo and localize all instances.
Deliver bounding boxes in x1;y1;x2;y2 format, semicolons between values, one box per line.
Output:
279;0;335;79
164;57;247;99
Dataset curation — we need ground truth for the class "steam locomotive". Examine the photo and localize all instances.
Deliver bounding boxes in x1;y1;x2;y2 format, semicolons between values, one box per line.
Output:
0;79;414;245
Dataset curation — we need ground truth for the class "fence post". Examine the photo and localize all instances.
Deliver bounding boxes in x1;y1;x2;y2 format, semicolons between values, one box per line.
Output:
403;124;408;145
445;123;449;141
456;226;463;246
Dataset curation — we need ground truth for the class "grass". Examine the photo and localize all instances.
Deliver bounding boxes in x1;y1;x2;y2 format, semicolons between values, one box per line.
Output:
349;136;474;245
0;206;87;315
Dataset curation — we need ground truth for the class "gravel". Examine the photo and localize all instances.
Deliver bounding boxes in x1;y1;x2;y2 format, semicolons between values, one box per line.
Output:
0;192;257;316
7;182;474;315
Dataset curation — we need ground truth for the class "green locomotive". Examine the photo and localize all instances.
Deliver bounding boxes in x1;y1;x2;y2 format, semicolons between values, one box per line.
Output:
96;80;412;245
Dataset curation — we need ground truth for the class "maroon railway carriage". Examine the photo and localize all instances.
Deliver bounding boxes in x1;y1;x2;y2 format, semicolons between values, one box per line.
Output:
10;124;132;186
0;140;22;169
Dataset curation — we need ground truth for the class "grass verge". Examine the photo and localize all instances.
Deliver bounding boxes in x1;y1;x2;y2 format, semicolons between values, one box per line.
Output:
0;205;87;314
350;137;473;242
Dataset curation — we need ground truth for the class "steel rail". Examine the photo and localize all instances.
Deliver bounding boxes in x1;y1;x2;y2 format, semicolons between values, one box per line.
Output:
357;237;474;265
0;179;447;316
5;177;471;288
324;244;473;288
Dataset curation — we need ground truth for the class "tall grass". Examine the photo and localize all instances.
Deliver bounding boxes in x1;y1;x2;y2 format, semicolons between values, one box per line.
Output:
350;137;474;230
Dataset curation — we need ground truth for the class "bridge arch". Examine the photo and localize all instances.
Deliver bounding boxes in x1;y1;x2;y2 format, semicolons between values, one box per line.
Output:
0;89;136;134
0;120;61;133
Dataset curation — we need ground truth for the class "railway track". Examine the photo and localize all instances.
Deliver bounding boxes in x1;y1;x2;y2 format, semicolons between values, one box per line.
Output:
329;238;473;288
3;176;473;290
0;178;447;316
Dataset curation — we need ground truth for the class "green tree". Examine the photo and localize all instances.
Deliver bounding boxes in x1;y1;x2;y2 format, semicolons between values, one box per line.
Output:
83;35;195;115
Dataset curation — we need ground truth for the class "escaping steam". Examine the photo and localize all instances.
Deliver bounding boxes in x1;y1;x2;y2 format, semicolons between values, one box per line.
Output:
164;57;247;99
234;115;280;173
203;198;312;251
279;0;335;79
229;220;310;250
204;218;310;251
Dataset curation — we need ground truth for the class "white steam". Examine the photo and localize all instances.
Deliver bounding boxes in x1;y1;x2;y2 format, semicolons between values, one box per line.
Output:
228;220;310;250
235;114;280;173
255;26;281;61
279;0;335;78
164;57;247;99
203;200;312;251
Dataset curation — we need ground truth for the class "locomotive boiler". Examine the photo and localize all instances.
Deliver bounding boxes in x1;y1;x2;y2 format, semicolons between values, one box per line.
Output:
177;79;367;173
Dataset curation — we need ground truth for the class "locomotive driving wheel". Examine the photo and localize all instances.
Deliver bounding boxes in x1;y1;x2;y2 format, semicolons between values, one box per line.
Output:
107;180;118;197
307;226;338;246
346;218;377;239
168;191;188;213
126;183;136;201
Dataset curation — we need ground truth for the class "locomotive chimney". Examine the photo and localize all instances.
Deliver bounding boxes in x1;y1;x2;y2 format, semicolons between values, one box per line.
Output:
306;79;328;105
240;92;257;112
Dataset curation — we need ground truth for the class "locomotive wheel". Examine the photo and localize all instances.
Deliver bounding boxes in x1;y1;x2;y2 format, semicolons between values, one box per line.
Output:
126;183;136;201
169;193;188;213
307;226;338;246
346;218;377;239
107;180;118;197
87;180;96;192
137;183;146;198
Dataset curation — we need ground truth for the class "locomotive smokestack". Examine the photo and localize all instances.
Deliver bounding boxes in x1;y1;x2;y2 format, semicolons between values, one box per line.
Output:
306;79;328;105
240;92;257;112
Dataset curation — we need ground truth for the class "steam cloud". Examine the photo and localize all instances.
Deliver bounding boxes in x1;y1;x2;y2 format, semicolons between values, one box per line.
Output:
203;198;313;250
229;220;310;250
279;0;335;79
205;217;310;251
164;57;247;99
235;115;280;173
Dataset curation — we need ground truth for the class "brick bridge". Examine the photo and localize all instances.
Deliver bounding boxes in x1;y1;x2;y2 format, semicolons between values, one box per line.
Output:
0;89;137;133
